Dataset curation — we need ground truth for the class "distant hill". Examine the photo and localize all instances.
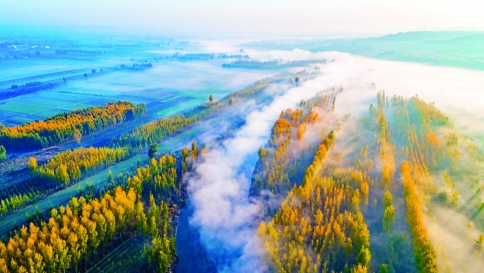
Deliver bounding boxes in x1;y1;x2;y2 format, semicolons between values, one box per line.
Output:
244;31;484;70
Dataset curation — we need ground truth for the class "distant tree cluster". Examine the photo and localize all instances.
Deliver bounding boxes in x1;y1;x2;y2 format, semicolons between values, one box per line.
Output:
253;91;337;196
0;192;41;217
29;146;129;187
110;78;273;150
0;101;145;151
111;113;203;150
301;130;334;185
128;154;178;201
382;191;395;233
0;145;6;161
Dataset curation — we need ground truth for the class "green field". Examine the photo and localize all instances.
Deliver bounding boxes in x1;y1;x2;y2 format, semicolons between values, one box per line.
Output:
0;97;68;114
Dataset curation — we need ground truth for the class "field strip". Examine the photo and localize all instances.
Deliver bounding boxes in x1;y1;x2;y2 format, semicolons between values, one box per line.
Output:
4;97;97;122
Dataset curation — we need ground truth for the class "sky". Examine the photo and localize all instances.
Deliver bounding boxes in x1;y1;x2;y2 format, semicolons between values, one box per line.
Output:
1;0;484;37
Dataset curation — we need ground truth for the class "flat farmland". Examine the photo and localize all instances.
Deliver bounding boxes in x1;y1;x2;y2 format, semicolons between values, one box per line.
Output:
0;60;87;83
0;95;75;113
0;59;273;125
0;91;102;125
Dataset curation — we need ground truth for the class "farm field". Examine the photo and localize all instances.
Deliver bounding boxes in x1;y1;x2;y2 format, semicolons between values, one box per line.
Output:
0;59;273;126
0;61;89;83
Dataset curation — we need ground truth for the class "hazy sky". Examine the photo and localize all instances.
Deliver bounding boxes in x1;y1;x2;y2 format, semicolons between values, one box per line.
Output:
2;0;484;36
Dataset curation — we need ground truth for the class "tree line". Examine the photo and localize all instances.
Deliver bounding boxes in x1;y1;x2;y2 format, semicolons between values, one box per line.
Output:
0;145;129;218
259;130;373;273
390;94;442;273
0;101;145;151
28;146;129;187
0;192;41;218
110;78;275;151
252;90;336;196
0;145;6;161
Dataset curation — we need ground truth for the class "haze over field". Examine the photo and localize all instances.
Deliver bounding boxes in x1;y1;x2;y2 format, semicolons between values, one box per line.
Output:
3;0;484;36
1;1;484;273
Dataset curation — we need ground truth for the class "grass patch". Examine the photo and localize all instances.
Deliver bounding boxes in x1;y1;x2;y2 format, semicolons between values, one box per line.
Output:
0;100;63;114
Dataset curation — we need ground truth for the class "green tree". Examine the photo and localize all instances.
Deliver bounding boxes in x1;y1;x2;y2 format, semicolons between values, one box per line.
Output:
56;164;70;187
209;94;214;102
107;169;115;188
379;264;389;273
181;147;189;173
73;128;82;144
258;147;267;158
475;233;484;249
357;246;371;267
144;236;174;273
382;205;395;233
28;157;38;174
191;141;199;159
382;190;393;209
148;144;158;159
0;145;6;161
